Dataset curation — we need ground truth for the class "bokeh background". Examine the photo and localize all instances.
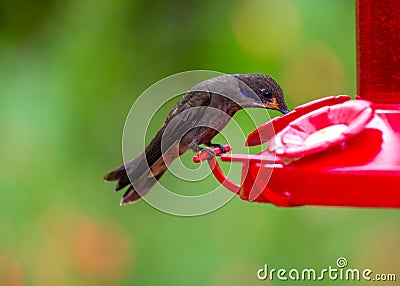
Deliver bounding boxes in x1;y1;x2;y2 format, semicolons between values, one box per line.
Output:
0;0;399;285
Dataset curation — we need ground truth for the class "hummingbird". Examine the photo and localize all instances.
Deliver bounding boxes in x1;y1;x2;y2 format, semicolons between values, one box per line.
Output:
104;73;289;205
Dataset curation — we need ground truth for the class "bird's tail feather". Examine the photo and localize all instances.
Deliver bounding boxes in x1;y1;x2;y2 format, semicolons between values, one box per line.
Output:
103;165;125;182
104;154;171;205
104;162;133;191
119;169;166;205
104;139;184;205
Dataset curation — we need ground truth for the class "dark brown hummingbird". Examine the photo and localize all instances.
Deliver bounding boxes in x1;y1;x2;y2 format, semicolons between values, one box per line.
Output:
104;74;289;205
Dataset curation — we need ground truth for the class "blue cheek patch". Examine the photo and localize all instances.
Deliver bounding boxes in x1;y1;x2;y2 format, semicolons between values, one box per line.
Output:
234;75;253;98
240;87;250;97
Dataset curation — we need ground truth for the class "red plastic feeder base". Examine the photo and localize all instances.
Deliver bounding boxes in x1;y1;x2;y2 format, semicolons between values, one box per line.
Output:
194;96;400;208
192;0;400;208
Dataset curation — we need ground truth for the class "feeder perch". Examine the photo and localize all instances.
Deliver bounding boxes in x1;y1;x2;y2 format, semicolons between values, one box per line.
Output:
193;0;400;208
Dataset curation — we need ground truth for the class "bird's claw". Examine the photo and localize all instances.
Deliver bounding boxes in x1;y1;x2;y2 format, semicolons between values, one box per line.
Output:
193;144;231;163
200;147;216;161
209;143;227;154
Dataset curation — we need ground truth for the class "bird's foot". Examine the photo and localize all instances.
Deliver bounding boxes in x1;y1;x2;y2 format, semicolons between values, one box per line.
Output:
199;147;215;161
205;143;227;154
193;144;231;163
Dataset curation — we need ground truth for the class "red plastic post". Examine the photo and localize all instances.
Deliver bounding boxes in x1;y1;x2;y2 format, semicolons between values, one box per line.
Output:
206;157;241;195
357;0;400;103
192;145;241;194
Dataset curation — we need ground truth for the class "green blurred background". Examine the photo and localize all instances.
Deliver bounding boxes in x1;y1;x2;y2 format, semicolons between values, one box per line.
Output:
0;0;399;285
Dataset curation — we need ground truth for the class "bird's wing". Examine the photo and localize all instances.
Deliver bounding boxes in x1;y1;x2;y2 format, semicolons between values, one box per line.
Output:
111;91;212;190
144;90;212;168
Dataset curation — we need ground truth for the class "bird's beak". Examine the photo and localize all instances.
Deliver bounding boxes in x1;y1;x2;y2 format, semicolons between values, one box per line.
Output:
264;98;279;110
264;98;289;114
280;108;290;114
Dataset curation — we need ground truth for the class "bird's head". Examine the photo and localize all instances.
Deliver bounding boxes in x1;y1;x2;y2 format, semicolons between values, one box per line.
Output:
233;74;289;114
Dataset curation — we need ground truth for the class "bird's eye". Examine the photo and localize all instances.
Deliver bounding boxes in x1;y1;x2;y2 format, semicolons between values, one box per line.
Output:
261;89;273;100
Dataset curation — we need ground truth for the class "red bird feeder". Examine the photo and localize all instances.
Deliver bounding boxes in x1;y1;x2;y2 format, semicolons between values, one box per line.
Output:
194;0;400;208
